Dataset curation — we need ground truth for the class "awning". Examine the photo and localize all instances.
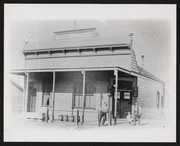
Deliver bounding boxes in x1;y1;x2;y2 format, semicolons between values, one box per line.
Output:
10;66;132;75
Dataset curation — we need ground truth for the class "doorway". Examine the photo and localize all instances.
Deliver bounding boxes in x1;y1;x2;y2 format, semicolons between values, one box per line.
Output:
117;91;132;119
27;82;37;112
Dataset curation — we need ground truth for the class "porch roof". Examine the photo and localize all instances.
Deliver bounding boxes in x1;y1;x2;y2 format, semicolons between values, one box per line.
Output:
136;65;163;83
10;66;131;76
10;66;163;83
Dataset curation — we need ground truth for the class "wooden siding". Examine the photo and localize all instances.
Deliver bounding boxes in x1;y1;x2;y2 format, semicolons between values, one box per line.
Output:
131;49;139;73
25;54;131;71
9;81;23;113
137;75;164;119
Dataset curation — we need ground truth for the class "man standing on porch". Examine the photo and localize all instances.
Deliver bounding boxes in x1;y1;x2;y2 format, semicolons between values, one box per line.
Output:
98;101;109;127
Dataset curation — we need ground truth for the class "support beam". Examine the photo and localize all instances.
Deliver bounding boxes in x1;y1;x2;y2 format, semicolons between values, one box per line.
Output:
81;70;86;124
114;68;118;125
51;71;56;122
25;72;29;112
108;95;112;126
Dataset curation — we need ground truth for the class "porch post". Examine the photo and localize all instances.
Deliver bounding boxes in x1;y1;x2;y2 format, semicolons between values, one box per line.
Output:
25;72;29;112
81;70;86;124
114;68;118;125
51;71;56;122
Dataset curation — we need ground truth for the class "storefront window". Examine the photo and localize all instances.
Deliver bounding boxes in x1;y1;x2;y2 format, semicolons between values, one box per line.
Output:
118;81;132;90
73;82;95;109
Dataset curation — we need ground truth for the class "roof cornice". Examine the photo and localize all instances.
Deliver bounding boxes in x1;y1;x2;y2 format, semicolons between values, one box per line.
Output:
23;43;130;54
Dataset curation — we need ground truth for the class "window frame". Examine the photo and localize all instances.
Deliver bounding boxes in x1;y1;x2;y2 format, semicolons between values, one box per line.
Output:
41;81;52;107
42;93;52;107
73;82;96;109
156;91;160;109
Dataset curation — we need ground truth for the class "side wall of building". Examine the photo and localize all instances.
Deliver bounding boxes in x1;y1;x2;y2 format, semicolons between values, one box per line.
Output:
137;75;164;119
9;81;23;113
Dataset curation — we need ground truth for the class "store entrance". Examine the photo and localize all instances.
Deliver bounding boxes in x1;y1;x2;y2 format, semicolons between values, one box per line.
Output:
117;91;132;119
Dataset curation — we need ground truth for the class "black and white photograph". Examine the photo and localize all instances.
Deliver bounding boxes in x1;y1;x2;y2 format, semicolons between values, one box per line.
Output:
4;4;176;142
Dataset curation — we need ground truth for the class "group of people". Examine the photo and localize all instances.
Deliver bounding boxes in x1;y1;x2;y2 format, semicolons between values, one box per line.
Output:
98;101;141;126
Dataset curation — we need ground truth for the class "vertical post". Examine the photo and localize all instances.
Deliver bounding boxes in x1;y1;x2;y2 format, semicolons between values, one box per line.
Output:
129;33;133;46
22;76;26;112
72;94;74;115
108;96;112;126
108;95;111;126
76;110;79;125
81;70;86;124
25;72;29;112
51;71;56;122
114;68;118;125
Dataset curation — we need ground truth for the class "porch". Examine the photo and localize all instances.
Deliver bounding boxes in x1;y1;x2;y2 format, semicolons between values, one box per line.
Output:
12;67;138;125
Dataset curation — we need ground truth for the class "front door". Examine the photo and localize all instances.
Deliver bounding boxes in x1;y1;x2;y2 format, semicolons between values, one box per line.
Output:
117;91;132;119
27;82;37;112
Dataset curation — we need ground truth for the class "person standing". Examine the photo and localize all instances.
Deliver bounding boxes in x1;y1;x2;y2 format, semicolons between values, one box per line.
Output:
46;97;50;123
133;102;142;125
98;101;109;126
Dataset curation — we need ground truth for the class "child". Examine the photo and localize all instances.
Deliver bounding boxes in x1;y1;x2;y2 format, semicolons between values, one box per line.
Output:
126;112;132;124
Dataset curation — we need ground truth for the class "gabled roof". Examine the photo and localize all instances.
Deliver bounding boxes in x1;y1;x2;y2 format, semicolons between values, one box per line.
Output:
130;49;163;83
136;65;163;83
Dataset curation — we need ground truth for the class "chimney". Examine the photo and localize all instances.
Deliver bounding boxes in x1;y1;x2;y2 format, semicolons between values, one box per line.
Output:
141;55;144;69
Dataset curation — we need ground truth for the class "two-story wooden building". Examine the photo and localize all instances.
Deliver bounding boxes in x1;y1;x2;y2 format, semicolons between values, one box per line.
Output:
11;28;165;124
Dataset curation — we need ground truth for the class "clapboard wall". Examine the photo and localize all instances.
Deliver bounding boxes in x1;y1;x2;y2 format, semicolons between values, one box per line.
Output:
137;75;164;119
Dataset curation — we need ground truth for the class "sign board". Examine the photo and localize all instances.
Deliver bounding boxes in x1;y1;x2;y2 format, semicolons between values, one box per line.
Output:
114;92;120;98
124;92;130;99
133;87;138;97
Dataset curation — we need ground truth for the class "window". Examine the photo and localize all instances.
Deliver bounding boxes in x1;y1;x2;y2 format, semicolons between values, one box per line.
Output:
156;91;160;108
42;93;51;106
42;82;52;106
113;80;132;90
73;82;96;109
119;81;132;90
124;92;131;99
